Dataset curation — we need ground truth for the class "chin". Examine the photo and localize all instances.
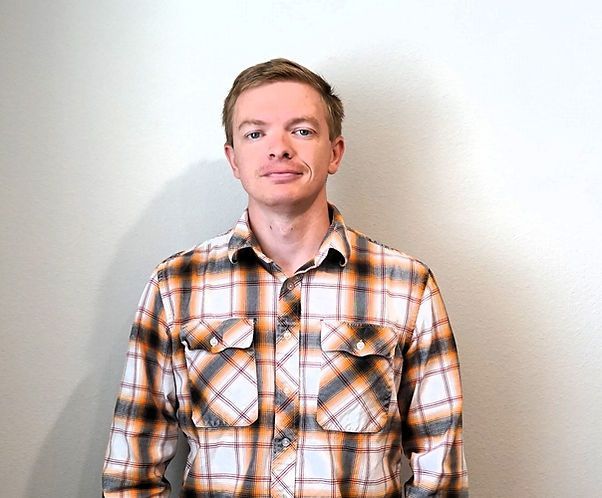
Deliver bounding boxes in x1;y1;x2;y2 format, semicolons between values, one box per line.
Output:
265;198;302;209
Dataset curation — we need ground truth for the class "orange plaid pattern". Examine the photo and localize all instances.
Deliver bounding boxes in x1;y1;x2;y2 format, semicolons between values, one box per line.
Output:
103;205;468;497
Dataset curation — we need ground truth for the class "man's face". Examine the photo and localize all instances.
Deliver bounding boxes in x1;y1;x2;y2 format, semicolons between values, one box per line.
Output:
224;81;344;214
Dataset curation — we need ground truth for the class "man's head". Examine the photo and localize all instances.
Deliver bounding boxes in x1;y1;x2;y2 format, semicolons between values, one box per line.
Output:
222;58;344;147
222;59;346;215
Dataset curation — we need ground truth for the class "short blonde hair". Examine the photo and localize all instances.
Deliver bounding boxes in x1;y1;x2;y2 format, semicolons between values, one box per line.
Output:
222;58;344;146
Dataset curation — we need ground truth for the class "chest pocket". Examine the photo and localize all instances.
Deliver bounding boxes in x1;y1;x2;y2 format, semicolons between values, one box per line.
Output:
317;321;397;433
181;317;258;428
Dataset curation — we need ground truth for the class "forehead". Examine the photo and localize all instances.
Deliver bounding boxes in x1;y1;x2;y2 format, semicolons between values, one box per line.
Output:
233;81;328;123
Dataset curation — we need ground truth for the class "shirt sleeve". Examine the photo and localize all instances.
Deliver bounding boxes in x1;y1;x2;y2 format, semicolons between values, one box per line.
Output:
102;269;179;497
398;269;468;497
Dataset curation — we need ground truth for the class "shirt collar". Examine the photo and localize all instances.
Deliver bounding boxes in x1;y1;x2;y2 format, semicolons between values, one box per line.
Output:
227;203;350;268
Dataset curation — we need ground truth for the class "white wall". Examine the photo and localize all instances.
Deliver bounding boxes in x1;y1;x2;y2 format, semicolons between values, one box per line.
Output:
2;1;601;496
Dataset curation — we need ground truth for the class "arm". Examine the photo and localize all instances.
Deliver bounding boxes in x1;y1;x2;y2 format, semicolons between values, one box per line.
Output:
102;269;179;497
399;269;468;497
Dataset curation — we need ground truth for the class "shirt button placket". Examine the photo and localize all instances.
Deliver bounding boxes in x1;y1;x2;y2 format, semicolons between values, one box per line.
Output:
271;277;300;498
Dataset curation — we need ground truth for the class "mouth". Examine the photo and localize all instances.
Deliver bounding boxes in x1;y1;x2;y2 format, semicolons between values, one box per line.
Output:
261;170;303;181
264;171;302;177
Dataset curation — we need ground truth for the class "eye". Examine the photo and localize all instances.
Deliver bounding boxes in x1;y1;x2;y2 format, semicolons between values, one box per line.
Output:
293;128;313;137
245;131;263;140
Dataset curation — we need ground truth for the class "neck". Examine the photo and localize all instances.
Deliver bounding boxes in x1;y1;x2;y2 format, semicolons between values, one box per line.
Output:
247;199;331;277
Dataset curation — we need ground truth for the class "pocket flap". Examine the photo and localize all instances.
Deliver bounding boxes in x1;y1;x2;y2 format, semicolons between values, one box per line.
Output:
182;317;254;352
320;321;397;358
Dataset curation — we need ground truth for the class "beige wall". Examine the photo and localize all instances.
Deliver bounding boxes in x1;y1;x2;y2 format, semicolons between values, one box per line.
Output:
2;1;601;496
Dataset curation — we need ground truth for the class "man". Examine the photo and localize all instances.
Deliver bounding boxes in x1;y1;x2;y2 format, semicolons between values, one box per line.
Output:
103;58;468;497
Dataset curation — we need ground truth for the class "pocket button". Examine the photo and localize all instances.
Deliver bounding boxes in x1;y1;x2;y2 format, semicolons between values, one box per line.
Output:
209;336;218;347
355;340;365;351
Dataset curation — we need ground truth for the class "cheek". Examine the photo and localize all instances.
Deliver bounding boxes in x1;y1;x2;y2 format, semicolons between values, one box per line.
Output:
231;149;252;173
312;147;335;169
240;146;262;163
301;143;326;160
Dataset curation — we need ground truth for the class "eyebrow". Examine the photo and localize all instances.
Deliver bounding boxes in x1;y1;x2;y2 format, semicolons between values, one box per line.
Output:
238;119;267;131
286;116;321;130
237;116;322;131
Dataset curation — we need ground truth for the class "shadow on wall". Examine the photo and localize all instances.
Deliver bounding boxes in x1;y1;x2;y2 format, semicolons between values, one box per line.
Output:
25;159;245;497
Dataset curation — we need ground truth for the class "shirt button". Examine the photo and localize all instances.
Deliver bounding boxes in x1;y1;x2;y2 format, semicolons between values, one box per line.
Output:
282;437;290;447
355;340;365;351
209;336;218;347
283;331;292;340
286;281;295;290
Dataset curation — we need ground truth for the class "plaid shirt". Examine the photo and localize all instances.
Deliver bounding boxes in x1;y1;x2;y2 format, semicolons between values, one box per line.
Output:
103;205;468;497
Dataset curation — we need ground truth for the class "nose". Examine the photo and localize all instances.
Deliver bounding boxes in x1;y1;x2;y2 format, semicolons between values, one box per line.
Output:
268;132;294;160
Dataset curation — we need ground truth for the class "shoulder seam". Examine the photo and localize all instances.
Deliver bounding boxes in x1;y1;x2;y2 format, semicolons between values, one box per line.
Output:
347;227;431;270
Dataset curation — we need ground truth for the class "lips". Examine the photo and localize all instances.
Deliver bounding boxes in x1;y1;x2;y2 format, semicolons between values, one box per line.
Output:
258;168;303;185
263;171;302;177
261;165;303;175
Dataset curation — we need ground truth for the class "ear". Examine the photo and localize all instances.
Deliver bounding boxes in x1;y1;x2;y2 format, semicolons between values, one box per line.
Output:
327;135;345;175
224;143;241;179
